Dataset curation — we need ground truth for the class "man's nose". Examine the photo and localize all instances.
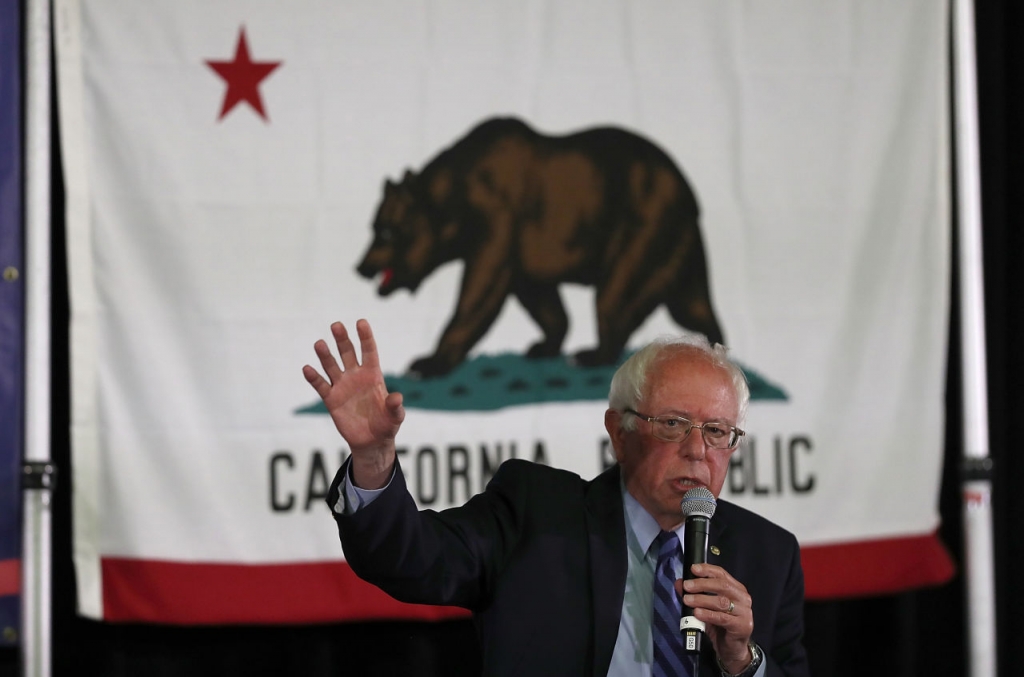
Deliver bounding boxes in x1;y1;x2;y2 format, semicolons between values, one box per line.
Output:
679;427;707;460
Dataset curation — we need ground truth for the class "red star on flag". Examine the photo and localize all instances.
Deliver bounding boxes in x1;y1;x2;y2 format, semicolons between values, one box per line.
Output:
206;27;282;122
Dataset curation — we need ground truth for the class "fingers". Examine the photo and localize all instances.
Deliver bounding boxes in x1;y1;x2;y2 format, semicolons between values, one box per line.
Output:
303;337;344;391
679;587;745;616
356;319;381;370
679;564;753;630
682;583;750;614
682;563;745;597
677;564;754;668
308;320;375;374
301;363;331;400
698;592;740;616
681;592;753;646
332;321;359;370
329;319;379;370
303;320;381;398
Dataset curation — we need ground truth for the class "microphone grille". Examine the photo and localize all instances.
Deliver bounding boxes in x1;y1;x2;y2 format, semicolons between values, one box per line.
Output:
681;486;716;519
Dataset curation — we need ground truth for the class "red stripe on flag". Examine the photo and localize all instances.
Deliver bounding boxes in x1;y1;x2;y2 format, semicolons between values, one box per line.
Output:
801;531;955;599
101;558;470;624
101;532;955;622
0;559;19;596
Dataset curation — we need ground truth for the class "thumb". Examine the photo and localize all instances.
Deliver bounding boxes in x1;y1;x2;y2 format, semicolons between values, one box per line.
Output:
386;391;405;426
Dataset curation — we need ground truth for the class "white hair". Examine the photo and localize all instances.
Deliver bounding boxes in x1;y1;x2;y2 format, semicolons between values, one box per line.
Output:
608;335;749;431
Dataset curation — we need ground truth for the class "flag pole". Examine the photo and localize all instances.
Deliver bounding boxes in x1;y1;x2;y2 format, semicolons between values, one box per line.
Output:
951;1;997;676
21;0;54;675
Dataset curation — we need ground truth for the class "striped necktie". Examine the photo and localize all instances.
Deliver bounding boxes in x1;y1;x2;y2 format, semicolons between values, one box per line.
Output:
652;530;692;677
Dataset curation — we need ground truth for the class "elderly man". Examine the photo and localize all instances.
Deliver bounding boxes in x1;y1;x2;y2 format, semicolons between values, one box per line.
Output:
303;319;809;677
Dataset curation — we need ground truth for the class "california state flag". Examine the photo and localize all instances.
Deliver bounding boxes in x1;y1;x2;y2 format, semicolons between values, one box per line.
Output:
57;0;953;623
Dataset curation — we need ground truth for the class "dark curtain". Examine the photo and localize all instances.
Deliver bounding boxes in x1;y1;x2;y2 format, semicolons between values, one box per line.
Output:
2;0;1023;674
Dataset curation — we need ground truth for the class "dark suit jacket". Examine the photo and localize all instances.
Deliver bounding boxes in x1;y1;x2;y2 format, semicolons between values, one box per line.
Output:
328;458;809;677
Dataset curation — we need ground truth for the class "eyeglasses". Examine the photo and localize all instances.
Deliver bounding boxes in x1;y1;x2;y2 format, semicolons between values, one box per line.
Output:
625;408;745;450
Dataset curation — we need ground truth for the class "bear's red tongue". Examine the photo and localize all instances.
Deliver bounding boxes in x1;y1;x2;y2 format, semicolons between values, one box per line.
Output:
380;269;394;289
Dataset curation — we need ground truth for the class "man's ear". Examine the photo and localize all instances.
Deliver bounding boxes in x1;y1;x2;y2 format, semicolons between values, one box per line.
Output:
604;409;627;464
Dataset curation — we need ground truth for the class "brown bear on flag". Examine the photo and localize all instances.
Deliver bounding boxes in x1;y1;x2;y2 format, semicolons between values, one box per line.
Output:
357;117;725;378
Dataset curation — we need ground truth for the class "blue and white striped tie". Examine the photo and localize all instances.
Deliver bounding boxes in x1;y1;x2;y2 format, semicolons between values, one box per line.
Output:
652;530;692;677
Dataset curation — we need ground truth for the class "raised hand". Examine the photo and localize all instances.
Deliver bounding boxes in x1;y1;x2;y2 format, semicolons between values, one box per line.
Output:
302;319;404;489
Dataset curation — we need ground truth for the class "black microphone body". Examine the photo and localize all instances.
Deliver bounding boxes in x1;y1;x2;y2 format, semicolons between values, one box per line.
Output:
679;487;716;655
681;512;710;653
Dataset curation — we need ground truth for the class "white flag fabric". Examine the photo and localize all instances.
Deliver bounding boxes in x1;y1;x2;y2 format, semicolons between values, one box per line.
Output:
57;0;953;623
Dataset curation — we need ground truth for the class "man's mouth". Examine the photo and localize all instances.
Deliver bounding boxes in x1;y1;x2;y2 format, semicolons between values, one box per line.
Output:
673;478;704;492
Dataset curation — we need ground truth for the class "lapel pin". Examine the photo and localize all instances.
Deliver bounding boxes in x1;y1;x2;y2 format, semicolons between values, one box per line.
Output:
710;545;721;556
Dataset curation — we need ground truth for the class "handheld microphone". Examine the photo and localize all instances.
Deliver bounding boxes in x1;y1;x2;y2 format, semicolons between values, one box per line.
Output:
680;486;716;654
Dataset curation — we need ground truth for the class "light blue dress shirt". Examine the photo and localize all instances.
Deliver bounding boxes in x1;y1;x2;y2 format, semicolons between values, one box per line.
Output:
606;484;691;675
338;466;764;677
337;463;387;514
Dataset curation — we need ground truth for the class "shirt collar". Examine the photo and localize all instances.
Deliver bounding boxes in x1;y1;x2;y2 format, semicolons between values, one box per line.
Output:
620;478;685;557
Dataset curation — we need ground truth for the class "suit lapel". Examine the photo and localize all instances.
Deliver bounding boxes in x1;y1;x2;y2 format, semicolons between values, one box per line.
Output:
584;465;627;677
707;504;730;569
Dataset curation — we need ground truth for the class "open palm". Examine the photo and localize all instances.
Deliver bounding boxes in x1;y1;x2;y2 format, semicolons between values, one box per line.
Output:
303;320;404;468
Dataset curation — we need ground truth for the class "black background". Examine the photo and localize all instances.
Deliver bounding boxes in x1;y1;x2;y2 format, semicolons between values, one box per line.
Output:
4;1;1024;674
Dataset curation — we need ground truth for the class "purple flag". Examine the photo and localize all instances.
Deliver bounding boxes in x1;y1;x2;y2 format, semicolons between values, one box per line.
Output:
0;0;25;646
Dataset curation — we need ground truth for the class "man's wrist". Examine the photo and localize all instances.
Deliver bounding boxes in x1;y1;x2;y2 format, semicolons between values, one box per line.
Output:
717;642;762;677
340;459;397;515
350;452;396;490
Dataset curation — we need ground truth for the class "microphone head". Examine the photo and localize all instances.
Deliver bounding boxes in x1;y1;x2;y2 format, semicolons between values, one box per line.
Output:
681;486;716;519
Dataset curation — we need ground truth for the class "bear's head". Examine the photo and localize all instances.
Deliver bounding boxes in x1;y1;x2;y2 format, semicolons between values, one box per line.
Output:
357;170;457;296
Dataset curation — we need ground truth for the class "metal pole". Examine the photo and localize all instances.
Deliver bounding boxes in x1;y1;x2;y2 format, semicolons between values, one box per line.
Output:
952;1;997;676
21;0;53;675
